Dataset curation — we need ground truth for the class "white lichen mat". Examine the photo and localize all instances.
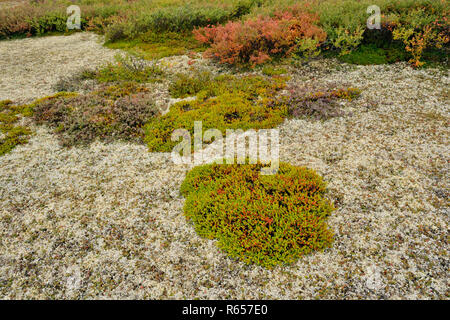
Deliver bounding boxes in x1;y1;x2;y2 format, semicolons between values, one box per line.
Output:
0;33;449;299
0;32;117;103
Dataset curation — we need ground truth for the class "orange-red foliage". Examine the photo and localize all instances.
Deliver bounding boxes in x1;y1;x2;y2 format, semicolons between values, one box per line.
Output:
193;7;326;66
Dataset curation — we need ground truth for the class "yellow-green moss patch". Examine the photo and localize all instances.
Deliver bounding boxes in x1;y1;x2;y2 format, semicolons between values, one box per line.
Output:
145;74;289;152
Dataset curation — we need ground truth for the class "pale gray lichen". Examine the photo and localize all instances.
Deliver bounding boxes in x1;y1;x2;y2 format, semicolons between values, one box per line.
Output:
0;33;448;299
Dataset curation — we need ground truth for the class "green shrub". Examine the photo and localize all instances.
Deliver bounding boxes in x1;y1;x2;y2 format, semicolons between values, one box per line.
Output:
194;6;327;67
314;0;369;54
32;83;158;147
104;21;128;42
180;161;335;268
145;74;288;152
105;0;262;42
29;11;68;35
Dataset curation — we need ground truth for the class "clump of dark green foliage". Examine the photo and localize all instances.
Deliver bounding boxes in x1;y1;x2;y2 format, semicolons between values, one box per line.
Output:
33;83;159;147
180;161;335;268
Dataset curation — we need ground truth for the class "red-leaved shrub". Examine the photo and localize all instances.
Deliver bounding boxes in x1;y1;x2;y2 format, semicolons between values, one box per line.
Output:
193;6;326;66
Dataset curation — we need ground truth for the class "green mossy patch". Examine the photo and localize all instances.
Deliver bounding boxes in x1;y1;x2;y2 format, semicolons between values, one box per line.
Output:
335;42;448;68
261;66;288;76
180;161;335;268
144;74;289;152
0;100;32;156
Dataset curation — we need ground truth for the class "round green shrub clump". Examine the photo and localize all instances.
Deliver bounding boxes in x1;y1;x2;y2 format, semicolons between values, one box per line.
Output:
180;162;335;268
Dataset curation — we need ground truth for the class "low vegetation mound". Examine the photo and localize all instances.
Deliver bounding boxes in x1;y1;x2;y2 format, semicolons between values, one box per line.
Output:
33;83;158;147
145;74;288;152
276;84;362;120
180;162;335;267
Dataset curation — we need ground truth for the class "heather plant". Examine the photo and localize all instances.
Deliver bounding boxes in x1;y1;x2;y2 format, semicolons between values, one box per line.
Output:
145;74;288;152
1;94;75;156
33;84;158;147
274;84;361;120
180;161;335;268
